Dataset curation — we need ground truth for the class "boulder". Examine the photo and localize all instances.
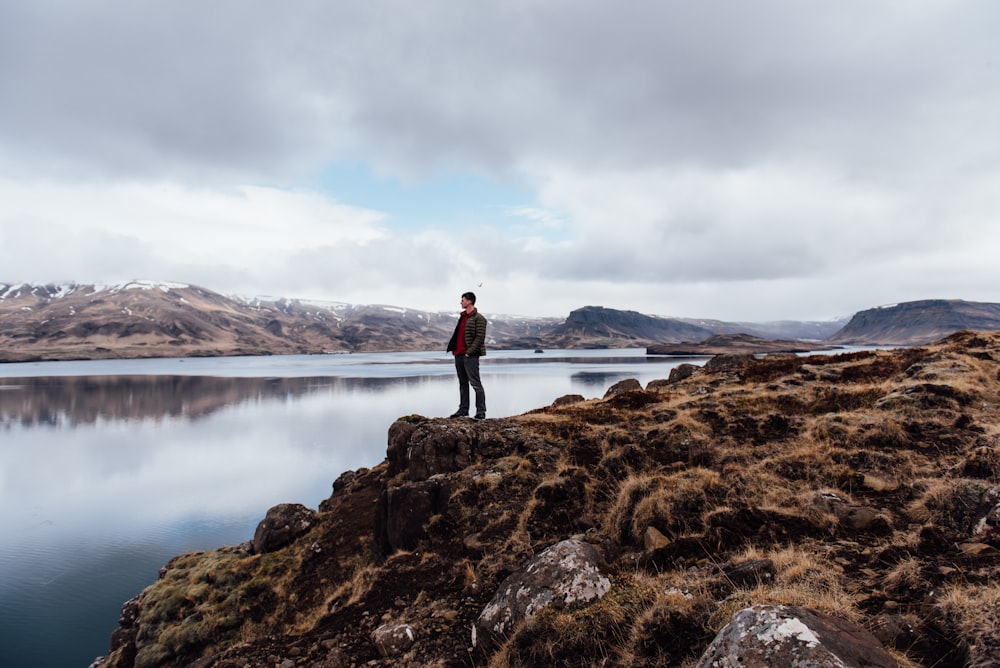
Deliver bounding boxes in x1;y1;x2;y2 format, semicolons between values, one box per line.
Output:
704;353;756;373
552;393;586;407
667;363;701;384
372;623;415;658
604;378;642;398
252;503;318;554
696;604;897;668
474;539;611;649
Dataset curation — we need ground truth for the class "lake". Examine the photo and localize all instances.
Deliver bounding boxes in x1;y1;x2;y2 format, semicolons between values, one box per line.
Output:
0;349;700;668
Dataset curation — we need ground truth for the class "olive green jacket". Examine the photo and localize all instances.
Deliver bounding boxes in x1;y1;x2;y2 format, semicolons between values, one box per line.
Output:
446;309;488;357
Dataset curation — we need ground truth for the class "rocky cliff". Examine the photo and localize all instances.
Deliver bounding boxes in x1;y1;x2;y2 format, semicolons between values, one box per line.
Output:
828;299;1000;346
93;331;1000;668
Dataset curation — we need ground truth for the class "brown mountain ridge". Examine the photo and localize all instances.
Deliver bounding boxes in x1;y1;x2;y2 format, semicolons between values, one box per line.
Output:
3;282;999;362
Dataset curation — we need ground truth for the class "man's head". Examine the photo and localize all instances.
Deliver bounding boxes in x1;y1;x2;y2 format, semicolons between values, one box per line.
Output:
461;291;477;305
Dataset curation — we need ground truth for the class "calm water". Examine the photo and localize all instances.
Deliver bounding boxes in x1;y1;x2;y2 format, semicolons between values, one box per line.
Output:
0;349;699;668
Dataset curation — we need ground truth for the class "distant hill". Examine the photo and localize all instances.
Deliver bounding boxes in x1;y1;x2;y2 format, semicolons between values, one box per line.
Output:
6;281;994;361
543;306;716;348
0;281;559;361
827;299;1000;345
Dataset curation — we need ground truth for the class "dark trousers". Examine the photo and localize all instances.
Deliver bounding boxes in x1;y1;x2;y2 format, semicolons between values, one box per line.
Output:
455;354;486;416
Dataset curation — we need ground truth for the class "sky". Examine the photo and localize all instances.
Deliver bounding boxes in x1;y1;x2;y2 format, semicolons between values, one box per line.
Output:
1;1;998;322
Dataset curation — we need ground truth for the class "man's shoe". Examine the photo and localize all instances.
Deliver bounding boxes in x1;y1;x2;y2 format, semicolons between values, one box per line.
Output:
473;413;486;420
449;411;468;418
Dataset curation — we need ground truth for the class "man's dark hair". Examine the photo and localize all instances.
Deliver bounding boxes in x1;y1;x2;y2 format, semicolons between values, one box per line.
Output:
462;291;477;304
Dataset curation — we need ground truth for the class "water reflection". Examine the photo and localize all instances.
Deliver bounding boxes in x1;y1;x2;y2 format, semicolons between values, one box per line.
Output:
0;375;428;427
570;371;627;387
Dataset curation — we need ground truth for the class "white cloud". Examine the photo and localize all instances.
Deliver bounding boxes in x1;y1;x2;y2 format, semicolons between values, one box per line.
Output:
1;0;999;321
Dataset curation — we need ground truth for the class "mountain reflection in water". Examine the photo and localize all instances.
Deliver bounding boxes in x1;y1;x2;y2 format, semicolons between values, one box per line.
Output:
0;375;419;427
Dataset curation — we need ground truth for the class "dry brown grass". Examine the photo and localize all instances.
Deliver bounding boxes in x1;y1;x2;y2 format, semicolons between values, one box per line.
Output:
905;476;992;525
602;468;724;544
936;583;1000;667
703;544;858;632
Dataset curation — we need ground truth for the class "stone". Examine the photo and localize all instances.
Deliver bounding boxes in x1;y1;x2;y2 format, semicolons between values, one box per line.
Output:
474;539;611;649
667;363;700;384
252;503;318;554
703;354;756;373
644;526;670;550
552;393;586;407
696;604;897;668
603;378;642;398
372;623;416;658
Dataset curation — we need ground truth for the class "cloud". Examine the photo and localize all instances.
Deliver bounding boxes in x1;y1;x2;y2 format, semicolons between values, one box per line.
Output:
0;179;385;286
1;0;999;321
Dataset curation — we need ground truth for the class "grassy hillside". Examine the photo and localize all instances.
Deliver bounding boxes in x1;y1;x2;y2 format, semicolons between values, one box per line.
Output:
97;331;1000;667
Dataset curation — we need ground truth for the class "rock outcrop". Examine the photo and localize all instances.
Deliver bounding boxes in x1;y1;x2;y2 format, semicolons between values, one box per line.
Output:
93;331;1000;668
253;503;318;554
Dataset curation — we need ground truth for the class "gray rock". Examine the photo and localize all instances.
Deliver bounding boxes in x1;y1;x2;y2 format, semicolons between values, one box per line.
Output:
372;623;416;657
252;503;318;554
474;539;611;649
696;604;897;668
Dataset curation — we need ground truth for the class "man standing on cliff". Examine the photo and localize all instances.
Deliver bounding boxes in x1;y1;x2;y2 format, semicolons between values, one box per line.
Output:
446;291;488;419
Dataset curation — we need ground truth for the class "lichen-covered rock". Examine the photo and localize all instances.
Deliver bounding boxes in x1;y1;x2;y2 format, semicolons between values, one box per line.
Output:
696;604;897;668
252;503;317;554
372;623;415;657
474;539;611;649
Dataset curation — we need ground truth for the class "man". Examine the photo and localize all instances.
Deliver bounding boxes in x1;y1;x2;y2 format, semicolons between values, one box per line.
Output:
446;291;488;419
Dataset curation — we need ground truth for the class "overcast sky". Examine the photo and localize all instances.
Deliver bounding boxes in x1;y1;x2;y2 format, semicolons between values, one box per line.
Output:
2;1;998;321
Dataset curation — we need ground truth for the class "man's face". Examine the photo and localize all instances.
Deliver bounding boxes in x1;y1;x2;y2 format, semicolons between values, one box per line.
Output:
460;296;471;310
